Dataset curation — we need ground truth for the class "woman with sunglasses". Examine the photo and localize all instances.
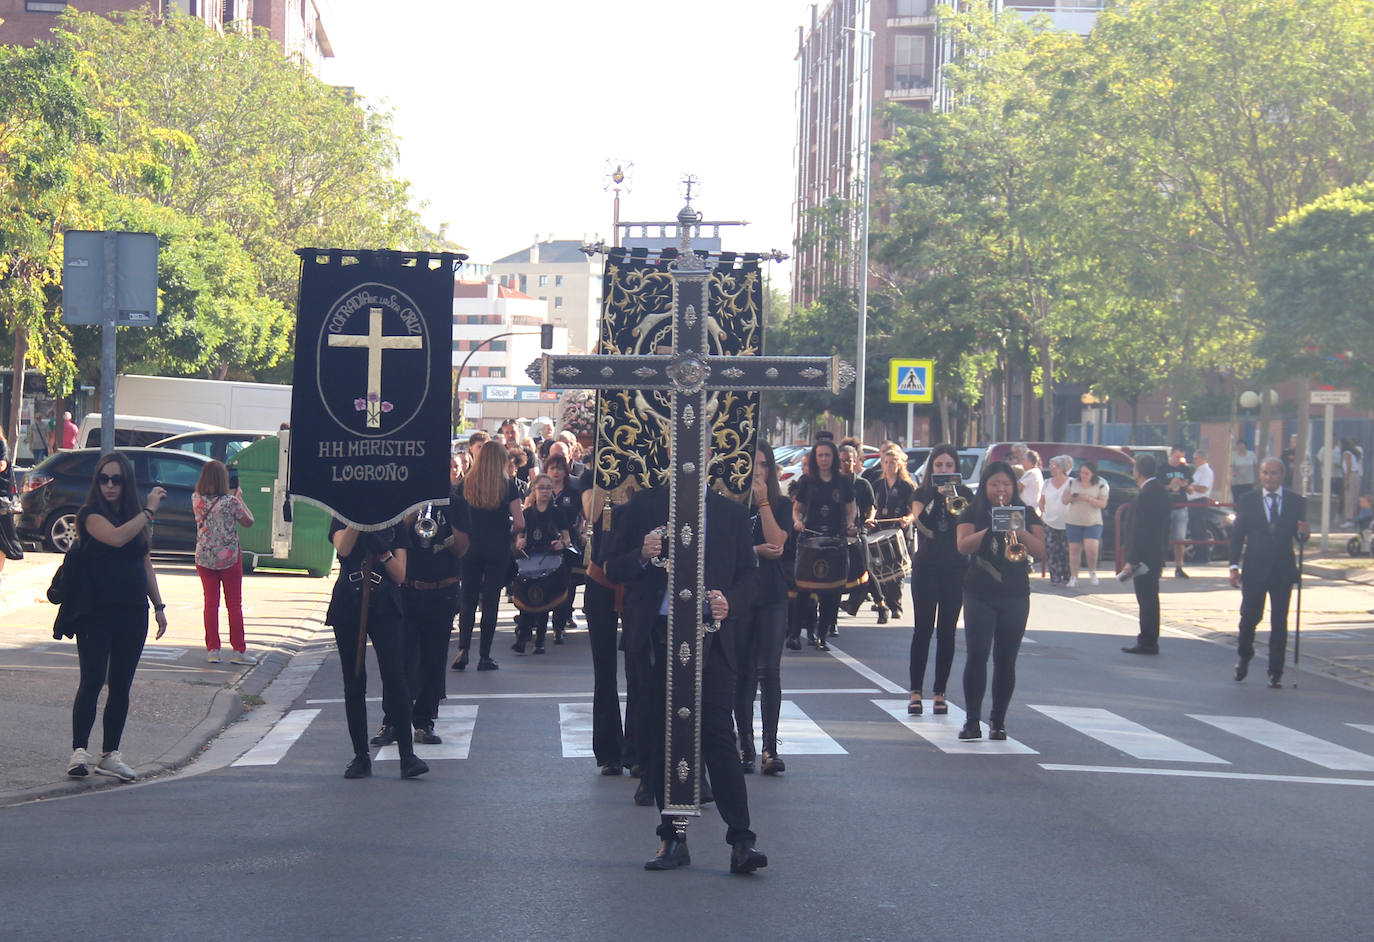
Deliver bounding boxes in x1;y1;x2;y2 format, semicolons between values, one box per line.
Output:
512;473;571;655
65;454;169;782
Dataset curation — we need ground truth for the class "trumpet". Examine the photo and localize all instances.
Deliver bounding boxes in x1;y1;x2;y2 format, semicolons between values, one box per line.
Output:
942;484;968;515
415;502;438;543
1001;496;1028;563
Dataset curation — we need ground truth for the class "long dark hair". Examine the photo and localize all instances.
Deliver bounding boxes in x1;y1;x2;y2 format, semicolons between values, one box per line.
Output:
804;440;840;480
755;440;783;507
968;460;1024;517
81;452;146;548
920;443;961;489
1076;459;1100;485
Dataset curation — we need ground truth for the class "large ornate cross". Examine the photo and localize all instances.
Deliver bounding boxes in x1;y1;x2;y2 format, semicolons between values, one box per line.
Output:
527;196;853;820
328;306;423;428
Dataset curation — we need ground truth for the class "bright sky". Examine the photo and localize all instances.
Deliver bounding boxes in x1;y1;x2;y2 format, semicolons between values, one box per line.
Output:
321;0;816;285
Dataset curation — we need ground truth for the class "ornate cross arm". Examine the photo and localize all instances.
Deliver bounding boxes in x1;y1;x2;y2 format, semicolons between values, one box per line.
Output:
525;353;855;396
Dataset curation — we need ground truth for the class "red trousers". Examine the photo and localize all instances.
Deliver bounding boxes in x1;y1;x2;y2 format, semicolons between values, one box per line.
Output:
197;557;245;652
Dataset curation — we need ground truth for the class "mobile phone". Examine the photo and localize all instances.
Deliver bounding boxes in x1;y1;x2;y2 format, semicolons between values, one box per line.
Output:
229;470;240;490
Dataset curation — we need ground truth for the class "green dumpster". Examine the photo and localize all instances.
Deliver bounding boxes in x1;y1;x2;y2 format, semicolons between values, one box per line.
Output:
228;434;336;578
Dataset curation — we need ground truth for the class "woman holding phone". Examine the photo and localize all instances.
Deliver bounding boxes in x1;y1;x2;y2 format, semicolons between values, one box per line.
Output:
193;460;255;664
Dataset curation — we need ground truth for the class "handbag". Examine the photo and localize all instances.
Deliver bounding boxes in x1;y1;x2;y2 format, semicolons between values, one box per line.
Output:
49;541;92;639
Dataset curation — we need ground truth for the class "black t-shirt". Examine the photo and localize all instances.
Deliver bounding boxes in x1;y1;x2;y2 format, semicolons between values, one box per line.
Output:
850;475;875;521
327;517;408;620
455;479;522;558
750;496;795;605
523;502;572;555
1161;463;1193;507
552;478;582;532
871;477;916;526
404;494;466;584
957;503;1041;597
795;474;855;536
912;481;973;569
76;507;149;609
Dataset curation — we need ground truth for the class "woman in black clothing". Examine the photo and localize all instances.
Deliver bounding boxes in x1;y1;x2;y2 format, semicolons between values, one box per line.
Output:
865;443;916;623
738;442;795;775
907;444;972;717
955;460;1045;741
792;439;856;651
512;474;572;655
452;439;525;671
66;453;169;782
546;453;583;642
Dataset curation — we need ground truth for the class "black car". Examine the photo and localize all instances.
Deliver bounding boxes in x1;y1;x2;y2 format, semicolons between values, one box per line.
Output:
17;447;211;554
1096;469;1234;562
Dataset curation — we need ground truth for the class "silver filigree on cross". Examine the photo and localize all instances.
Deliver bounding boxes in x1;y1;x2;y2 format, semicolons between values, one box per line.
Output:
556;365;582;378
600;366;614;377
677;759;691;783
679;523;694;548
682;404;696;429
765;367;779;379
800;367;823;380
682;461;696;474
665;352;710;394
722;366;744;379
633;366;658;379
678;642;692;665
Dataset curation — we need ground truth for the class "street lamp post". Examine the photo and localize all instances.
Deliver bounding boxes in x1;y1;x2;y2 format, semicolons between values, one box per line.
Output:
844;22;874;443
454;330;541;431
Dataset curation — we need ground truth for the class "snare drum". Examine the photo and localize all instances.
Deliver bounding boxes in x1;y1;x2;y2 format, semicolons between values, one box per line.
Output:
795;536;848;591
843;536;869;588
865;529;911;585
512;552;570;613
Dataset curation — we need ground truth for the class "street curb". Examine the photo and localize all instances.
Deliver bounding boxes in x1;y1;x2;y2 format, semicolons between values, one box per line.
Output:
0;597;332;809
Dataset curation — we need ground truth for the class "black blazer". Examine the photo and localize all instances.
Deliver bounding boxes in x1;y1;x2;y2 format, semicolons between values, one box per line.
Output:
1127;477;1172;570
1229;487;1305;586
605;486;757;670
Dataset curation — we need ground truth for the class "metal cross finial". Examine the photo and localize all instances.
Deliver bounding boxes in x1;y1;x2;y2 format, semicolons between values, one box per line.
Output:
680;174;699;203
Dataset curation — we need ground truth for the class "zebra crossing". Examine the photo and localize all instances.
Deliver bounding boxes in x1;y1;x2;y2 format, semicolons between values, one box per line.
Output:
230;693;1374;785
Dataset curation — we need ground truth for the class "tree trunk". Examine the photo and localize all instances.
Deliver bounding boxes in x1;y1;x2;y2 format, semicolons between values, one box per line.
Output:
1257;387;1273;460
937;389;952;449
1128;395;1140;445
7;326;29;449
1038;335;1054;441
1021;364;1035;441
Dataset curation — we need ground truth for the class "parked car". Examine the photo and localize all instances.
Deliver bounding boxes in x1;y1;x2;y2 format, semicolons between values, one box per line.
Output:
912;448;986;490
778;443;878;484
17;447;211;554
984;442;1137;477
151;429;272;464
75;413;223;449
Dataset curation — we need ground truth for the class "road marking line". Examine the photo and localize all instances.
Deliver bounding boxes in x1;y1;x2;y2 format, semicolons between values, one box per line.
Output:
1028;705;1229;764
752;701;848;755
375;704;477;761
1190;715;1374;772
1041;764;1374;787
558;702;628;758
1349;724;1374;736
873;699;1038;755
825;644;905;693
232;709;321;766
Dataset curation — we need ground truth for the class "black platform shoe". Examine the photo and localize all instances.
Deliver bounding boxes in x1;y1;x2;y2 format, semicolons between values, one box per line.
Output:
451;650;469;671
730;841;768;874
645;839;690;870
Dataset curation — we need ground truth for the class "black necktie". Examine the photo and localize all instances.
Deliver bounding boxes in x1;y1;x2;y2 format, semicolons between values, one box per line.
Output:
1267;492;1279;527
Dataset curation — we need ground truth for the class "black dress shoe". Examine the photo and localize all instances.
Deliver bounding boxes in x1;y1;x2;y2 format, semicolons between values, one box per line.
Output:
413;725;442;745
740;755;756;774
876;606;889;625
399;753;430;778
644;839;690;871
451;650;468;671
344;753;372;779
532;643;546;655
989;727;1007;741
841;598;861;617
1174;567;1190;579
633;779;654;806
511;638;526;654
627;763;645;779
1268;673;1283;689
785;637;801;651
477;657;499;671
816;638;830;652
729;841;768;874
1234;659;1250;682
369;723;395;746
957;723;982;740
600;764;623;776
1121;644;1160;655
760;751;786;775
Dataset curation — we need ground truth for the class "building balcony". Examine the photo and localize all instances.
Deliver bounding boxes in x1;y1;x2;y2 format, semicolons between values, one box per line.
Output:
885;77;934;101
886;15;936;27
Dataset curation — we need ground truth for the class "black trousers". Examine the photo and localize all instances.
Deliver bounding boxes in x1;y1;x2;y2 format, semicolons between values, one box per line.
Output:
800;589;840;639
583;581;625;767
911;564;963;694
402;587;456;728
1238;576;1294;677
332;604;413;758
458;550;510;659
625;644;652;774
647;627;754;846
737;598;787;756
961;591;1029;728
1134;568;1161;650
72;610;148;753
516;609;552;644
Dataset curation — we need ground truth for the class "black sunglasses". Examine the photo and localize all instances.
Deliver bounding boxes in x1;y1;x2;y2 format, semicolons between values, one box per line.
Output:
98;474;124;485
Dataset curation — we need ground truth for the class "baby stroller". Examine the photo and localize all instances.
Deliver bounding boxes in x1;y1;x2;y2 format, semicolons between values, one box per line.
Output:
1347;525;1373;557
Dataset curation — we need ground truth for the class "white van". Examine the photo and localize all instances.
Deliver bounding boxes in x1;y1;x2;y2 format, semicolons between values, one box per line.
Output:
76;414;223;449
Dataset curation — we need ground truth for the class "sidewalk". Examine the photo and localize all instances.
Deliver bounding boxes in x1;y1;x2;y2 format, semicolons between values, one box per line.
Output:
0;550;334;808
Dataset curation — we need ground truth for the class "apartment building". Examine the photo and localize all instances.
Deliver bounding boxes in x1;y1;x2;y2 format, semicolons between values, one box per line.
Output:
792;0;1103;306
490;239;603;356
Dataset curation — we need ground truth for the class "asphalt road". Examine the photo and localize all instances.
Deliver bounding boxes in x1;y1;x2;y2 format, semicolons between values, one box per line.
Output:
5;589;1373;941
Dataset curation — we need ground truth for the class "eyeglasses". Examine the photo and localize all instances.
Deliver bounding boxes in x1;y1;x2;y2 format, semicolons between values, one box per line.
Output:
98;474;124;485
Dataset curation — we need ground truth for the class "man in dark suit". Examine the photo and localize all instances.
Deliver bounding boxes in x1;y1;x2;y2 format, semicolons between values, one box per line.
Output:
605;483;766;875
1122;455;1172;655
1229;457;1308;687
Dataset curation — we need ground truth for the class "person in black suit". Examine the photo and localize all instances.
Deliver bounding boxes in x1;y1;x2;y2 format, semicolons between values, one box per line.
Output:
605;482;766;875
1122;455;1172;655
1229;457;1308;687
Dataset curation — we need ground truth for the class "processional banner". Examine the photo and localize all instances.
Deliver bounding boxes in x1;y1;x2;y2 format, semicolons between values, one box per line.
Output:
288;249;459;531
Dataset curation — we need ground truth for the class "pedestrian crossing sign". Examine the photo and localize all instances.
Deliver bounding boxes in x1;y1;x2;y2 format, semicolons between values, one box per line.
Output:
889;359;934;403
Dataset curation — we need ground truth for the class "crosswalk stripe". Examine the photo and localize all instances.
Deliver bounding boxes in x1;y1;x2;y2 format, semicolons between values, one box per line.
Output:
1347;724;1374;737
560;703;598;758
1189;715;1374;772
825;644;905;693
232;709;321;766
753;701;848;755
1028;705;1228;764
872;699;1038;755
375;704;477;761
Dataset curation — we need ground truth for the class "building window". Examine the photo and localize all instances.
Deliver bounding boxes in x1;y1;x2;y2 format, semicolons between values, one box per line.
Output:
489;341;506;352
490;367;506;379
555;275;564;287
554;297;564;309
892;0;931;16
25;1;69;11
538;275;549;287
893;35;930;89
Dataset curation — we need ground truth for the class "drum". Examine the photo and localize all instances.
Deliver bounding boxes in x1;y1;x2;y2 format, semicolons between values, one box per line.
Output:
843;536;869;589
795;536;847;591
866;529;911;585
512;552;570;613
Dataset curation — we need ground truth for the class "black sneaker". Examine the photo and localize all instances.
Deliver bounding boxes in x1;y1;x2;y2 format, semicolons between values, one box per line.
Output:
1175;567;1190;579
369;724;396;746
785;637;801;651
344;754;372;779
413;725;443;745
399;753;430;778
533;643;546;655
477;657;499;671
511;638;526;654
